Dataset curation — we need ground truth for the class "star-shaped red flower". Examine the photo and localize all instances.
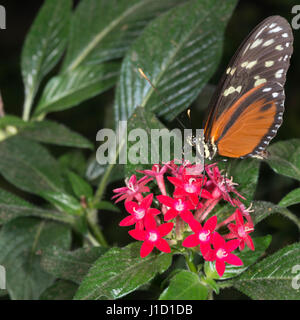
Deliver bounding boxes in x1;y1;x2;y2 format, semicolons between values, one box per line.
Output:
182;215;217;260
156;195;194;222
227;209;255;251
211;232;243;277
129;217;173;258
112;174;152;203
119;193;160;229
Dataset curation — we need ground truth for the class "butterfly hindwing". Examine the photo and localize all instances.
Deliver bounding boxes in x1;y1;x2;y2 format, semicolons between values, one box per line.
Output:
204;15;293;158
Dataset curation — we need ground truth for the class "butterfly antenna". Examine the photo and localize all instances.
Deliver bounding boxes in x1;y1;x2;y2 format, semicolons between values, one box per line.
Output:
138;68;187;130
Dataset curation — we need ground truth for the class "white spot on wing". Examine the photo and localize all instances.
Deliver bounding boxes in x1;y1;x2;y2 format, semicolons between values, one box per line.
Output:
262;87;272;92
282;33;288;38
230;67;236;76
262;39;274;47
275;69;284;78
250;38;263;49
265;61;274;67
269;26;283;33
254;78;267;86
272;92;279;98
246;60;257;69
223;86;242;96
275;45;284;51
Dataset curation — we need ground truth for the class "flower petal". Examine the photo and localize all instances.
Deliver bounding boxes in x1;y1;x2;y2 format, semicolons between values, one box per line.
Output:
187;218;202;233
119;215;136;227
179;210;194;224
225;239;240;252
155;238;171;253
141;193;153;209
189;194;200;207
167;176;183;187
204;215;217;232
215;260;226;277
157;195;175;207
140;241;154;258
125;201;139;214
164;208;178;221
212;232;226;249
144;215;157;230
225;253;243;266
182;234;199;247
158;222;174;237
245;235;255;251
128;229;146;241
128;175;137;185
227;223;238;234
200;244;215;261
148;208;161;216
200;189;213;199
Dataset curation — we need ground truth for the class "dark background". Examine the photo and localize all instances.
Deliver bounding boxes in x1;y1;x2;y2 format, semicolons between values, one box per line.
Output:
0;0;299;299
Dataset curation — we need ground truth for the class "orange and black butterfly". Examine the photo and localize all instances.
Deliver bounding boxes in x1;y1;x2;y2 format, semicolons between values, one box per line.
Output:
202;16;293;160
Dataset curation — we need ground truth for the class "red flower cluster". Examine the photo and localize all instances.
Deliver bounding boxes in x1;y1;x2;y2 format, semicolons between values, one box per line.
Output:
113;161;255;277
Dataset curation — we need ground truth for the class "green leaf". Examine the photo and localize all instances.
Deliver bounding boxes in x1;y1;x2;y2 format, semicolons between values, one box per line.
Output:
0;188;78;226
0;116;93;149
59;151;87;177
265;139;300;181
126;107;182;177
74;242;172;300
67;171;93;200
21;0;72;120
159;270;208;300
279;188;300;207
94;201;120;213
0;136;66;196
34;63;120;115
232;242;300;299
41;247;108;284
40;280;78;300
20;120;93;149
204;235;272;280
0;217;71;300
115;0;237;123
0;115;26;130
62;0;186;72
222;158;260;201
85;158;125;184
39;191;83;216
251;201;300;230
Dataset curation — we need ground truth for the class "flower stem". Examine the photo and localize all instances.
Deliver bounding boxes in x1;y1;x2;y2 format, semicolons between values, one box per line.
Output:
87;213;108;247
22;93;34;121
93;136;126;206
208;289;214;300
86;208;108;247
185;251;197;273
93;161;116;205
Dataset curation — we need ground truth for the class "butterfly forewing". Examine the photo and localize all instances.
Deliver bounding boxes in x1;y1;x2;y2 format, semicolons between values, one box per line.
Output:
204;15;293;158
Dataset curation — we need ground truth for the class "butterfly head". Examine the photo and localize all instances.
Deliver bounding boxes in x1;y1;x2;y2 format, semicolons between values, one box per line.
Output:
204;137;218;160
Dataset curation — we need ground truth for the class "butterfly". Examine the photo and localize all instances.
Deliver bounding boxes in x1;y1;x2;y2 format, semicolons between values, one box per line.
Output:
202;15;293;160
